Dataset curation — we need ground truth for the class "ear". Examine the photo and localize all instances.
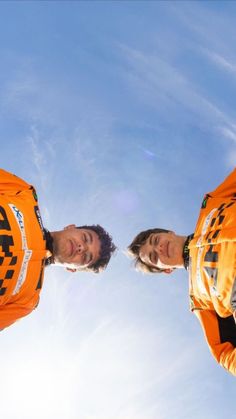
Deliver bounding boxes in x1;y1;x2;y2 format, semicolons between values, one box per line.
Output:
66;267;77;273
64;224;76;231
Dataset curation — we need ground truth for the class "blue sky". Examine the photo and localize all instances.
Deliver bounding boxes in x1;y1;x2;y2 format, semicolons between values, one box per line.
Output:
0;1;235;418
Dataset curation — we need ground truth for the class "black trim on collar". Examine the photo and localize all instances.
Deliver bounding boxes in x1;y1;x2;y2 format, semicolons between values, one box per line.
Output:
183;234;194;271
44;229;54;265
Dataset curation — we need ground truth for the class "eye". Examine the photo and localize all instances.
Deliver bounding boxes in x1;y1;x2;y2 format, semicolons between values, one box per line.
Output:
151;250;158;265
83;252;92;265
154;236;159;246
83;233;87;243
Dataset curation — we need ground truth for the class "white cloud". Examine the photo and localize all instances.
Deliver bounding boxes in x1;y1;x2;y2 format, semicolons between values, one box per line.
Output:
220;126;236;143
217;125;236;168
204;49;236;74
27;125;47;171
118;43;228;125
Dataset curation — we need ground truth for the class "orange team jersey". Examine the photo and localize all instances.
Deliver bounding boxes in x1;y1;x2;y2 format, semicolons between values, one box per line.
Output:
188;168;236;375
0;169;48;330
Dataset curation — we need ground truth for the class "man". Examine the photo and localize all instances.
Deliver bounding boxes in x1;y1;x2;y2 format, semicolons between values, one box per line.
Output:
0;169;116;330
128;168;236;376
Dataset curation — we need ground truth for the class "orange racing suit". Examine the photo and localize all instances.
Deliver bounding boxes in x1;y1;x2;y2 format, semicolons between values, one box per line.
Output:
0;169;48;330
188;168;236;375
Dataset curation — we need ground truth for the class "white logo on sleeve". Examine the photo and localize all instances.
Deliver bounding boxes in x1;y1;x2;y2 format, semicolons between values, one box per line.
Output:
8;204;32;295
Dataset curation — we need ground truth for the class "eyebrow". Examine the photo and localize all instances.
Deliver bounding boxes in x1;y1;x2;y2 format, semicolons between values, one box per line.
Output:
83;252;93;265
149;234;153;246
149;251;152;264
87;253;93;264
149;249;158;265
88;232;93;243
84;232;94;265
149;251;154;265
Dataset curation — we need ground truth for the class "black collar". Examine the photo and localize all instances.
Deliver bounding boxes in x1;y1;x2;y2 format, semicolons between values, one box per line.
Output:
44;229;54;265
182;234;193;270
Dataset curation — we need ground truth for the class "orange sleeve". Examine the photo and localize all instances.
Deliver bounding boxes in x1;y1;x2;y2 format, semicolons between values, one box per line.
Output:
0;168;30;195
210;168;236;199
195;309;236;376
0;303;33;330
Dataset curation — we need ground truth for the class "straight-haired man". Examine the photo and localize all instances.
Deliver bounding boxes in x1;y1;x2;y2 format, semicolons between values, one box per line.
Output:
128;168;236;376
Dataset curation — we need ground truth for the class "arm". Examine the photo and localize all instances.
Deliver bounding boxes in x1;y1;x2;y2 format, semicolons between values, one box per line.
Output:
0;302;34;330
0;169;30;195
194;309;236;376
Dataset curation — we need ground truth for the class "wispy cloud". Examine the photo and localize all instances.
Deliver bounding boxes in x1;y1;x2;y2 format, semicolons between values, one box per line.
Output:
219;126;236;143
203;49;236;74
26;124;55;218
118;43;228;123
117;41;236;165
27;125;47;172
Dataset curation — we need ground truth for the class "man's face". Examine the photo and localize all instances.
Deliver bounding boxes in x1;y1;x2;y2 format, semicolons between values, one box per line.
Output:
139;231;184;271
53;225;101;271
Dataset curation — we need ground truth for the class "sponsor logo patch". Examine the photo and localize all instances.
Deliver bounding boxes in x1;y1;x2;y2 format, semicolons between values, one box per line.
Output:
8;204;27;249
34;206;44;233
201;194;209;209
12;250;32;295
8;204;32;294
31;187;38;202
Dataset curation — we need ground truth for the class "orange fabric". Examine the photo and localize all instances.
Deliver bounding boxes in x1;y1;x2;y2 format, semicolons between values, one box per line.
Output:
195;310;236;375
0;169;47;329
189;168;236;375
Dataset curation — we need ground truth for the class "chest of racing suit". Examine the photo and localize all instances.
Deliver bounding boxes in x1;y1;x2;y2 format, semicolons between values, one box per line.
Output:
0;169;48;329
188;168;236;375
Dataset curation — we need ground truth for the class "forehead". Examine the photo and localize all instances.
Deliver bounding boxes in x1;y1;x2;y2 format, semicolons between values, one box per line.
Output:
139;239;152;263
139;250;152;266
144;231;172;244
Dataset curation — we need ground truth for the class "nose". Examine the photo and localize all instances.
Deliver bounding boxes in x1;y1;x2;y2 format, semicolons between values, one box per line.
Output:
76;242;87;254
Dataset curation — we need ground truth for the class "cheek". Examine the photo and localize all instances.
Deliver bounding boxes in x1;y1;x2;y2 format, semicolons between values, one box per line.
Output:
168;241;176;259
72;254;81;264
